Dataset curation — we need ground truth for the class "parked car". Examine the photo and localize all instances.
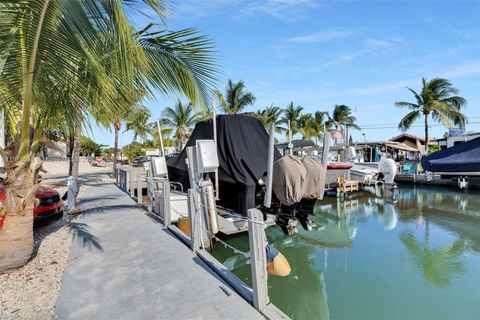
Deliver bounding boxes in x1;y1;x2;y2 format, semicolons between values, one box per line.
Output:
132;156;148;167
132;155;158;167
0;185;64;229
88;156;105;166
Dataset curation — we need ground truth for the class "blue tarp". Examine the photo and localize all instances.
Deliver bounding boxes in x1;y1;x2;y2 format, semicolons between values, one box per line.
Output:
421;137;480;172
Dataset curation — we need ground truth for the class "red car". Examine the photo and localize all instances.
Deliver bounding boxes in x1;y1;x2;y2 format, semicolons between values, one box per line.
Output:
0;185;64;228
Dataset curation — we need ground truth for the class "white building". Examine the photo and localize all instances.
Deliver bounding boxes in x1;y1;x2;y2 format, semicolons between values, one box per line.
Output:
437;131;480;149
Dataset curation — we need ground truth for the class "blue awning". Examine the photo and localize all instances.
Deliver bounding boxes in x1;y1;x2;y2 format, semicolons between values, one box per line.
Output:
421;137;480;172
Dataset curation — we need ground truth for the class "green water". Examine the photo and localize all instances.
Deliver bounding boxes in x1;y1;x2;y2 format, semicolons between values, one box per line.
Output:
211;185;480;320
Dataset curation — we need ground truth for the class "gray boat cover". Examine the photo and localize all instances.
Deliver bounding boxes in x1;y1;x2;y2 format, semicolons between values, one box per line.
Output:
272;155;307;205
302;156;326;200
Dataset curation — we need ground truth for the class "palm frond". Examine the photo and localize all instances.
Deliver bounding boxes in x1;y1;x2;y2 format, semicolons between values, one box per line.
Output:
398;110;420;131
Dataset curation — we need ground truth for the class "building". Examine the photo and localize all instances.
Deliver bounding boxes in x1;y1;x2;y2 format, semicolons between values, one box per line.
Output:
389;133;436;149
436;131;480;149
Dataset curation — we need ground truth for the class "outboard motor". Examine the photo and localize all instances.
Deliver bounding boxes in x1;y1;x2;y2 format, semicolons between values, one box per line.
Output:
378;153;397;187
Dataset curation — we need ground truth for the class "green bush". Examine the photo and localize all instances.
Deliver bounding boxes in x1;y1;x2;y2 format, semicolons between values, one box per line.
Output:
123;142;145;164
81;136;104;156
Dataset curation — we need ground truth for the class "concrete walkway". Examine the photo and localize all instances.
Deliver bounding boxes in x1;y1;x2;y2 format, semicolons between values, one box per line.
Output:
56;177;263;320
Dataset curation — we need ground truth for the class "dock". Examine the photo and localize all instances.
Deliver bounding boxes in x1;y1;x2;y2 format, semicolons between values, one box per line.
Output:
395;173;480;189
56;174;264;320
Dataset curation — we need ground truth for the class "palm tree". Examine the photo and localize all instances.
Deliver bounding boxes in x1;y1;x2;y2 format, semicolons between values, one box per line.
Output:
0;0;218;271
124;105;152;143
298;114;315;140
250;104;285;134
214;79;256;114
281;102;304;138
298;111;329;144
263;105;286;134
395;78;467;151
162;100;200;148
328;105;360;145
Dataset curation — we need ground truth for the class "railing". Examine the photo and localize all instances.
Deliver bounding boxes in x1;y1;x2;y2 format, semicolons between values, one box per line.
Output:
116;168;145;205
115;167;289;319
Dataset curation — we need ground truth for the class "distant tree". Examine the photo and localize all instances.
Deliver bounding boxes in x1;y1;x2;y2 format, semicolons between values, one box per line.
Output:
214;79;256;114
327;105;360;144
281;102;303;138
395;78;467;149
161;100;200;148
81;137;105;156
250;104;285;134
123;142;146;164
298;114;315;140
102;147;116;157
124;105;152;143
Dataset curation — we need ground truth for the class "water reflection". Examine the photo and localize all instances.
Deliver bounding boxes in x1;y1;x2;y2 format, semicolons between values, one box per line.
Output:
268;232;330;320
394;185;480;254
400;231;467;288
212;185;480;320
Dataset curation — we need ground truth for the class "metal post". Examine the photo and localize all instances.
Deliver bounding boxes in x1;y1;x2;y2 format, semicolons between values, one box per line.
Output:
186;146;210;249
188;189;201;251
137;174;143;205
264;125;274;208
321;127;330;167
248;208;268;312
157;120;165;157
119;170;122;189
67;176;77;211
147;177;153;213
125;171;130;192
163;179;171;226
129;172;135;198
212;106;220;200
287;120;293;154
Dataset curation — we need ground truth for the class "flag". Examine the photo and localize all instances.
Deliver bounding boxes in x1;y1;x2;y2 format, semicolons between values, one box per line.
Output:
331;131;343;140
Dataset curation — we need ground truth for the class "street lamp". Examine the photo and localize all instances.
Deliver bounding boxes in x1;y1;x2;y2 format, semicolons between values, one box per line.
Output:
362;133;366;142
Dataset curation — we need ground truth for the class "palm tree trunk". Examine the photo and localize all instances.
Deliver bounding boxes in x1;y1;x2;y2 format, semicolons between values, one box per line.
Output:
0;212;33;272
424;114;429;154
113;121;120;178
68;130;74;175
0;159;40;272
71;122;81;201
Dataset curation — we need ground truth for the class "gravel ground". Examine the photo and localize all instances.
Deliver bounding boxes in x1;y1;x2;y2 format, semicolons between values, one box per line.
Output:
0;218;71;320
0;160;114;320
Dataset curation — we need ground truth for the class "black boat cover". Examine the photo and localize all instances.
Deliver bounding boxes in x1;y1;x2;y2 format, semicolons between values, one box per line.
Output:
167;114;281;215
421;137;480;172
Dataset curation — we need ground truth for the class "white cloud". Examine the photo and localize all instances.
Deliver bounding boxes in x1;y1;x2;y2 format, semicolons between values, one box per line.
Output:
166;0;317;22
243;0;318;21
288;30;354;43
351;60;480;96
439;60;480;78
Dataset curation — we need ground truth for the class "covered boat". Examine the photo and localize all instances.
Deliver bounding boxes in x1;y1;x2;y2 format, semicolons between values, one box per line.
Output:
421;137;480;173
167;114;281;215
167;114;328;221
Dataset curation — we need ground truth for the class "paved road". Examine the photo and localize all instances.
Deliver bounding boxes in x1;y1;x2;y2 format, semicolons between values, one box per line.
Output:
56;176;263;320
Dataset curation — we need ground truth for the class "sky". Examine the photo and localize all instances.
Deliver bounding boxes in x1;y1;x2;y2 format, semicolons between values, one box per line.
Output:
89;0;480;147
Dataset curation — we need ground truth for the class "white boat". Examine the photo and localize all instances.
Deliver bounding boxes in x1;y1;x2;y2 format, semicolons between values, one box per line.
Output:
350;163;379;185
325;162;352;184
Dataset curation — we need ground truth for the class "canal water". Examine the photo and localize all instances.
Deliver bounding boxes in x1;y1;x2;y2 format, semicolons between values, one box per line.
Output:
211;185;480;320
